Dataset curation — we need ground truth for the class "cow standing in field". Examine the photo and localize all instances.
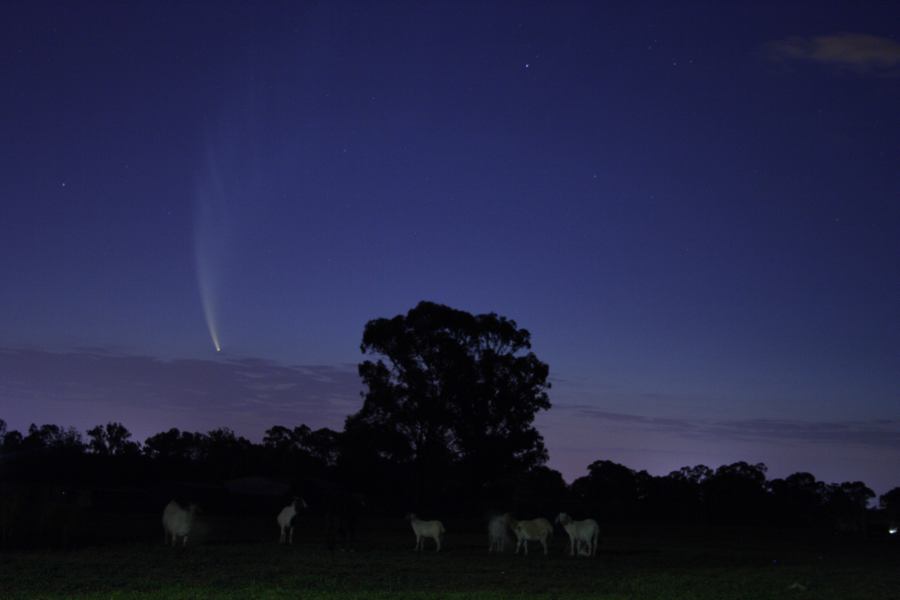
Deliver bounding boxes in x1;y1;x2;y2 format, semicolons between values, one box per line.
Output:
556;513;599;557
510;517;553;556
407;513;445;552
162;500;197;547
277;496;307;544
488;513;513;553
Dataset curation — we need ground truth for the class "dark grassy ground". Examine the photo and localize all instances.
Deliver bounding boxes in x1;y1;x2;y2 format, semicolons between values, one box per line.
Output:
2;523;898;599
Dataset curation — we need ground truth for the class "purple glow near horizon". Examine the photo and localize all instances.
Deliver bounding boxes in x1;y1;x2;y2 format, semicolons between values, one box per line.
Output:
1;348;897;494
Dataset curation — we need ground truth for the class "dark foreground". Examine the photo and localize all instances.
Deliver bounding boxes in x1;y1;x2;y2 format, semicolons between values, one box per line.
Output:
2;527;898;599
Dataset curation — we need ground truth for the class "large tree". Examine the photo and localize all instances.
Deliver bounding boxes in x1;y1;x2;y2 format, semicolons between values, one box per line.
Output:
346;301;551;505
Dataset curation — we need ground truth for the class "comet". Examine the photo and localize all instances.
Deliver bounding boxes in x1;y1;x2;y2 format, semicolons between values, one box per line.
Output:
198;269;222;352
193;146;231;354
192;95;262;353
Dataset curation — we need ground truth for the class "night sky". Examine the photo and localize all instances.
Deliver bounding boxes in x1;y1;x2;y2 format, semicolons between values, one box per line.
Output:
2;2;898;492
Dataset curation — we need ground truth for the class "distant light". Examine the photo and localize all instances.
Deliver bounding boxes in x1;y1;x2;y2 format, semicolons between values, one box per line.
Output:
889;527;898;535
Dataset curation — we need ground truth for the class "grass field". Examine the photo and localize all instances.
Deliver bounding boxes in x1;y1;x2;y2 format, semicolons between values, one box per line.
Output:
2;526;898;599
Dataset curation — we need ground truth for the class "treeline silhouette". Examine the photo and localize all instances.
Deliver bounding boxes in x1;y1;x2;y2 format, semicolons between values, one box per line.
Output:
1;302;897;547
1;419;897;546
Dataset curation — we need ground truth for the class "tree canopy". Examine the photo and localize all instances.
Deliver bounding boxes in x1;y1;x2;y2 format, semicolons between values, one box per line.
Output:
0;418;894;538
346;301;552;504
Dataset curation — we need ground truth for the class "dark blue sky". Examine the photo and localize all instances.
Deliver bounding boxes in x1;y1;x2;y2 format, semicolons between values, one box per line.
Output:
2;2;898;491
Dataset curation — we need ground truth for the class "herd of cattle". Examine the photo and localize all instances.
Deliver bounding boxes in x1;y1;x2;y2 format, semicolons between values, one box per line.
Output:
4;483;897;552
162;497;601;557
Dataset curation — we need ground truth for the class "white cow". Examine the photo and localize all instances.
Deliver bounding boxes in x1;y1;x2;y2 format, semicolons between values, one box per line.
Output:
488;513;513;553
162;500;197;547
510;517;553;556
407;513;445;552
277;496;307;544
556;513;599;557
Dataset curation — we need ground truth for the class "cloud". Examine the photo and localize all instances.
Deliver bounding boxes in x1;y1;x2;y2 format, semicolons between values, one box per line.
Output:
766;33;900;75
0;348;363;440
556;404;900;449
